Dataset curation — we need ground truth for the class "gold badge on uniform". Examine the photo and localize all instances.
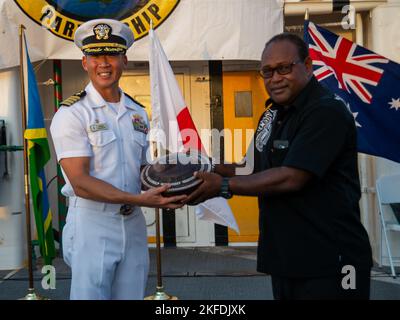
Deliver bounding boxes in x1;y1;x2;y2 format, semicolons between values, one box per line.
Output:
93;23;111;40
132;114;149;134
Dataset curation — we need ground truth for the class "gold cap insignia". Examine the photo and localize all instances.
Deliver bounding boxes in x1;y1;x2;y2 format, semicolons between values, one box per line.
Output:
93;24;111;40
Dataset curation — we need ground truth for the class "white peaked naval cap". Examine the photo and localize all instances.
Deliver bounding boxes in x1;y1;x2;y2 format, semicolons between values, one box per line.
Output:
74;18;134;55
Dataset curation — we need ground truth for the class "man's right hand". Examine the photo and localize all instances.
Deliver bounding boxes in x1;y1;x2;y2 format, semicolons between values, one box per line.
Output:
183;171;223;206
138;184;187;209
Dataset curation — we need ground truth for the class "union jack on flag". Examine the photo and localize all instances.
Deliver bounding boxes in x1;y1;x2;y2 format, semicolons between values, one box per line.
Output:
304;21;400;163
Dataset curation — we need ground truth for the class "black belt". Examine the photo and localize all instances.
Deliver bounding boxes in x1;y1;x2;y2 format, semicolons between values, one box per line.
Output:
120;204;134;216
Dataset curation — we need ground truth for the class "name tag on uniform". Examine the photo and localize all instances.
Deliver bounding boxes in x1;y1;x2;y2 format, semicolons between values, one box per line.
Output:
132;114;149;134
89;122;108;132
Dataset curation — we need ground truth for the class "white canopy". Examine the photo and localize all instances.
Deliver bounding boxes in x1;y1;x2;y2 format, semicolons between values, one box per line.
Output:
0;0;283;69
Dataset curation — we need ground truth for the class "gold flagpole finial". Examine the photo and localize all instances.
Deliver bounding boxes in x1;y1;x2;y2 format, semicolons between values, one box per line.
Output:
19;24;26;35
305;8;309;21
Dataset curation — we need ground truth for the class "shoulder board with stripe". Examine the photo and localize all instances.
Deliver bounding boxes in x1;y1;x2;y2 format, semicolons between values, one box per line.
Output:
124;93;146;109
60;90;86;107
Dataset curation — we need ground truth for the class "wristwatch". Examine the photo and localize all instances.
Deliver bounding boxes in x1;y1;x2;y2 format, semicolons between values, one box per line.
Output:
219;177;233;199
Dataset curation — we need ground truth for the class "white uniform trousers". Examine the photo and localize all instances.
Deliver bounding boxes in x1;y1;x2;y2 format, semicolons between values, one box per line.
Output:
62;205;149;300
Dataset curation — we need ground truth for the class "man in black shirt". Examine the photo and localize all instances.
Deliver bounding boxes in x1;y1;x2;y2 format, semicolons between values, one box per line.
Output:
184;33;372;299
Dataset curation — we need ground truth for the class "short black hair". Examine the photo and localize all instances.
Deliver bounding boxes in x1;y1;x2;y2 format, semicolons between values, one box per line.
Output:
263;33;309;61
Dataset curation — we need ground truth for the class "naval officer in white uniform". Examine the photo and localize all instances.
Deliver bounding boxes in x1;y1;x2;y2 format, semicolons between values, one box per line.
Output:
50;19;186;300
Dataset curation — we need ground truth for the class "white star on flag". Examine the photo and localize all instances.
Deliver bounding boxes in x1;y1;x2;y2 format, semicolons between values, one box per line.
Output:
352;112;361;127
334;94;361;127
388;98;400;111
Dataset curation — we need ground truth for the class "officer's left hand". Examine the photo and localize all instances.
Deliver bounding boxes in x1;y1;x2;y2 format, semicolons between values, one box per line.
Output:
183;171;223;206
139;184;187;209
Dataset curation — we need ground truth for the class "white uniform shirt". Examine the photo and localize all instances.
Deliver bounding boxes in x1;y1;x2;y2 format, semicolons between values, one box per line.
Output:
50;82;150;198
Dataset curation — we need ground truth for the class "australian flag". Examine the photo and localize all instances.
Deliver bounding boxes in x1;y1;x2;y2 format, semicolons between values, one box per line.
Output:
304;21;400;163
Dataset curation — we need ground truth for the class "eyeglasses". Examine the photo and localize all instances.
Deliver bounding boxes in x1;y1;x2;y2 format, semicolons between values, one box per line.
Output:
259;60;303;79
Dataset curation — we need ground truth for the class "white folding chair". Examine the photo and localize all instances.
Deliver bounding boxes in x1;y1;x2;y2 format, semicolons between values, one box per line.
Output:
376;174;400;278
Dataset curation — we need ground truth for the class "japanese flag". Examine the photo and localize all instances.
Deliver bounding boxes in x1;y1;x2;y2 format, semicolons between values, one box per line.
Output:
149;27;239;234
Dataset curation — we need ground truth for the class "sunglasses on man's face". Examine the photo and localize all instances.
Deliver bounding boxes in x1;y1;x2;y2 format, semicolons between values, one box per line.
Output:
259;60;303;79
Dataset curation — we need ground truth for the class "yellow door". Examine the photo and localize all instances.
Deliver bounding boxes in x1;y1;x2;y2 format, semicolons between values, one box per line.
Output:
222;71;269;242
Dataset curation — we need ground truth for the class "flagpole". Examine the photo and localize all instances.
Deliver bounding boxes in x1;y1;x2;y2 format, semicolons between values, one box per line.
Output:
18;25;46;300
144;19;177;300
144;207;177;300
145;144;177;300
53;60;67;252
155;208;162;288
